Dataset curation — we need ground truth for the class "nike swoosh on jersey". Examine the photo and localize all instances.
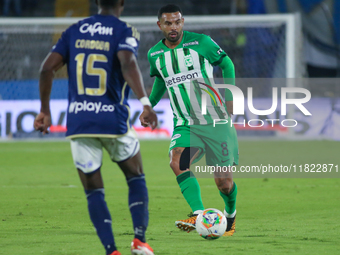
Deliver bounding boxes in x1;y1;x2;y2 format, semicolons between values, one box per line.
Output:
221;159;230;163
160;65;166;70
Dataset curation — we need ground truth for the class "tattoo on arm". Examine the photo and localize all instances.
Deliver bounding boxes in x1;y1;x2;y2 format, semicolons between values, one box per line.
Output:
173;147;184;156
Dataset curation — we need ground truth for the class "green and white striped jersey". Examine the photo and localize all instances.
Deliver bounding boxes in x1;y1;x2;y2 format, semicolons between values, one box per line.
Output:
148;31;229;127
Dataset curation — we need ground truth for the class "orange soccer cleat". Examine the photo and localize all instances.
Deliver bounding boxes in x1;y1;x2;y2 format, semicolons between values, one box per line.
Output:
175;212;198;233
108;251;121;255
131;238;154;255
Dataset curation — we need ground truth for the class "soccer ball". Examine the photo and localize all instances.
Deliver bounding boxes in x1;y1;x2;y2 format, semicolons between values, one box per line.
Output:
196;208;227;240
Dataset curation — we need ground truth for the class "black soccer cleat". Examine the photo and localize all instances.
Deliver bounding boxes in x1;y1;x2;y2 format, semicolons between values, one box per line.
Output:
223;215;236;236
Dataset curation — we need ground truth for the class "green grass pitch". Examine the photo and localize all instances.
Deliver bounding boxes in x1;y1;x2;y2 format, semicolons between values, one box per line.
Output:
0;140;339;254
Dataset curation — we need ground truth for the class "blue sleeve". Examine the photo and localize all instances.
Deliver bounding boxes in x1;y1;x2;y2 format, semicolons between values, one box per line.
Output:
116;26;140;57
52;26;71;62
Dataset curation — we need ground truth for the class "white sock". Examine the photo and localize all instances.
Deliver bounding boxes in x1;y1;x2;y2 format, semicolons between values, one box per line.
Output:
224;209;236;218
194;210;203;215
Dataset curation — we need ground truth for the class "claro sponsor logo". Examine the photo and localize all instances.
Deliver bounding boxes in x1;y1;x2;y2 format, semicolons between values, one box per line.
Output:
69;101;115;114
79;22;113;36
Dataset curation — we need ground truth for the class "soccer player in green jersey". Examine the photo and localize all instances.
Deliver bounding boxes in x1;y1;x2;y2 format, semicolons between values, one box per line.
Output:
140;4;239;236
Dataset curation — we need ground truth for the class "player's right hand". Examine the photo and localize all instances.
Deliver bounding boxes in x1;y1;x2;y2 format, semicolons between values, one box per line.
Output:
139;106;158;130
34;111;51;135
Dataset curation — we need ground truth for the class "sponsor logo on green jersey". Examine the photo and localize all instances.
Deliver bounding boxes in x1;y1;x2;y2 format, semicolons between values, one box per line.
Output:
164;71;199;86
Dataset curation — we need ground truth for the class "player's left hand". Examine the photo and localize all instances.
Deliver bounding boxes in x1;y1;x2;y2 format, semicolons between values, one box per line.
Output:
139;106;158;130
34;111;51;134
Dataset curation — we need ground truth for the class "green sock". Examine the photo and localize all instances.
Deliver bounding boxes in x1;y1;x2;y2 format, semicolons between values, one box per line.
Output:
219;182;237;215
176;171;204;213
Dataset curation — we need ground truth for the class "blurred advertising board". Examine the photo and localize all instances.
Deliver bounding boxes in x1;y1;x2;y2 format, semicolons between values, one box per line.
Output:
0;98;339;140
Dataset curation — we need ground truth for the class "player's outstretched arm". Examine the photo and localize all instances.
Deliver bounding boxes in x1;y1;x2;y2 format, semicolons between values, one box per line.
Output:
117;50;158;130
149;76;167;107
34;52;64;134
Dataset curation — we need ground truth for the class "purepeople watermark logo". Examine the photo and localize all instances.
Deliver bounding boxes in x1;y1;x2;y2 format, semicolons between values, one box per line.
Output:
199;82;312;128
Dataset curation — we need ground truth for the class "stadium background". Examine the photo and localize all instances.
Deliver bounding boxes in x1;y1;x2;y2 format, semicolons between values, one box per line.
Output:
0;0;339;140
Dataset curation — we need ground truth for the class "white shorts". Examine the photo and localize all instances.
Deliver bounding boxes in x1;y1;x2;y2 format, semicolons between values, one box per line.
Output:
70;129;140;173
